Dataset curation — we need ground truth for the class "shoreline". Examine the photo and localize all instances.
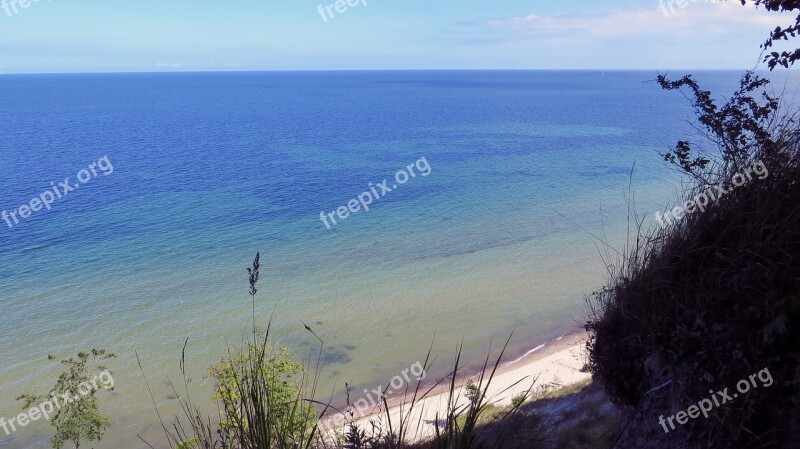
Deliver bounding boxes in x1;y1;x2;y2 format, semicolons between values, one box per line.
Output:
319;329;591;440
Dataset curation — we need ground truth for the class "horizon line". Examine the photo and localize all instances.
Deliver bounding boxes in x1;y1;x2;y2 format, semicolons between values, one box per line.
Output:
0;68;789;76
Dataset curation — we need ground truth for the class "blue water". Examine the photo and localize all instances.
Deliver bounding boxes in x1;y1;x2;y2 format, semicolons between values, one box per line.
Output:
0;70;796;448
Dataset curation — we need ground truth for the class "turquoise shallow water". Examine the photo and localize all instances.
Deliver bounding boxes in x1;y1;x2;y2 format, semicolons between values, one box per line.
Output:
0;70;795;448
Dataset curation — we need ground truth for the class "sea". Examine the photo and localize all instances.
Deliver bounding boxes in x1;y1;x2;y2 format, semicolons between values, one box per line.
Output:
0;70;796;448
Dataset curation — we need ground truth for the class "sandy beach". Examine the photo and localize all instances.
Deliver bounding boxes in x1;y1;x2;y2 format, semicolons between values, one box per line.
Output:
320;331;592;442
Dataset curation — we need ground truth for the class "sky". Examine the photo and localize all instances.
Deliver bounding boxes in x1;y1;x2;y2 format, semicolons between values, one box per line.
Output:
0;0;795;73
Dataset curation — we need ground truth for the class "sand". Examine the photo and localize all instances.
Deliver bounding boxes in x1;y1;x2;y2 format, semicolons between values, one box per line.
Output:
318;331;591;442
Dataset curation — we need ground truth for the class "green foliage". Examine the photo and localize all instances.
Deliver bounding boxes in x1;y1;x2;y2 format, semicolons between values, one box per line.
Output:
208;342;316;441
175;437;199;449
511;393;527;409
464;380;481;407
17;349;116;449
152;253;325;449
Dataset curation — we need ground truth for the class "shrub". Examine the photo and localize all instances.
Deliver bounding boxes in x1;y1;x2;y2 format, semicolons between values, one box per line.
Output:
208;342;317;443
586;72;800;448
17;349;116;449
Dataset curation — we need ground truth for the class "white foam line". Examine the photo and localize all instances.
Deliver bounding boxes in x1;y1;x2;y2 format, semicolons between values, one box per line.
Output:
505;343;546;366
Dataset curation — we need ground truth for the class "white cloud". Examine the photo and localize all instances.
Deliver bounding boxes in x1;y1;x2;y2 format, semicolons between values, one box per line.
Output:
486;2;789;40
449;2;799;69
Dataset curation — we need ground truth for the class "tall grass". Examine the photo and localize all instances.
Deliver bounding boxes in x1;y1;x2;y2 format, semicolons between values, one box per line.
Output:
140;254;537;449
586;71;800;448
